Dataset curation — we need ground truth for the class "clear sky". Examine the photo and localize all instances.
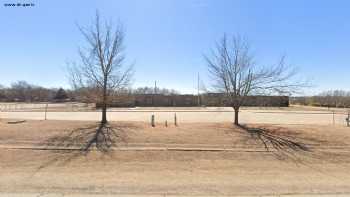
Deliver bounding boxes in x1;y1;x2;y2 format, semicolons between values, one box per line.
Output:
1;0;350;95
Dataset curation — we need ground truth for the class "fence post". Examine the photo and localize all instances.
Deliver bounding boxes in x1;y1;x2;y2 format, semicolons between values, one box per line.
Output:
174;113;178;126
44;103;48;120
151;114;155;127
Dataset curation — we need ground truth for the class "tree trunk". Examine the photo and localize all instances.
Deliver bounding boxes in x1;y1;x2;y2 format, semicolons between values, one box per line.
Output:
234;107;239;126
101;80;108;124
101;103;107;124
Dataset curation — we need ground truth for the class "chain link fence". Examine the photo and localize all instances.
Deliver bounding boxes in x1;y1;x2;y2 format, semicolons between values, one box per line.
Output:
0;103;350;126
0;102;95;112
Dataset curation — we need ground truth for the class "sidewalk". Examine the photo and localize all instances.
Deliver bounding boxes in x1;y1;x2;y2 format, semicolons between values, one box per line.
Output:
1;192;350;197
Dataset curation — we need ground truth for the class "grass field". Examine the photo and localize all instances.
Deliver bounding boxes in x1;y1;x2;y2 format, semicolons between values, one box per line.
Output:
1;105;350;196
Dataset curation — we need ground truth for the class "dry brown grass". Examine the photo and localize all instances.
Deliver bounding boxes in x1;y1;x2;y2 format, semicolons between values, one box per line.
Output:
1;120;350;195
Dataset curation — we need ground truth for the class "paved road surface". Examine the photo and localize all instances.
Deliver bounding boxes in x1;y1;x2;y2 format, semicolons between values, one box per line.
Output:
0;109;347;125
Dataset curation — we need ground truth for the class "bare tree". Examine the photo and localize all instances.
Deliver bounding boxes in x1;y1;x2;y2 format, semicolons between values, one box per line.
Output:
68;12;133;124
205;34;304;125
65;12;133;152
0;84;6;101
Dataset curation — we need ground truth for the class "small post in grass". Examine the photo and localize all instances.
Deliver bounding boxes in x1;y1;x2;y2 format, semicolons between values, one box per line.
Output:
346;112;350;127
151;114;155;127
44;103;48;120
174;113;178;126
165;120;168;127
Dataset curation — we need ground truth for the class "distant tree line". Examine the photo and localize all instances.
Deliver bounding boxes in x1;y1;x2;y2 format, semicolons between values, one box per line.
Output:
0;81;70;102
133;86;179;95
291;90;350;108
0;81;180;103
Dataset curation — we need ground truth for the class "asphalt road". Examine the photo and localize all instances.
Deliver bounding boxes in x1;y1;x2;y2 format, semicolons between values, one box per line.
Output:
0;109;347;125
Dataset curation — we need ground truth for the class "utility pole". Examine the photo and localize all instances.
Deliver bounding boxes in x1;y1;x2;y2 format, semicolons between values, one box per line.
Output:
197;73;200;106
154;81;157;94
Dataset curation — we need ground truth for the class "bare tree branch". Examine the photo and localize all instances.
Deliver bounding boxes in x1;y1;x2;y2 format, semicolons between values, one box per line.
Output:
205;34;307;125
67;11;133;124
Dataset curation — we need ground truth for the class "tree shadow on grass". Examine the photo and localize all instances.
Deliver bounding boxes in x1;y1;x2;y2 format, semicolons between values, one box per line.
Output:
36;122;135;170
237;124;350;182
238;124;316;163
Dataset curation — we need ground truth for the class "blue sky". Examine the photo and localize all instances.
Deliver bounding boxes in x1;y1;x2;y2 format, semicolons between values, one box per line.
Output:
1;0;350;95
